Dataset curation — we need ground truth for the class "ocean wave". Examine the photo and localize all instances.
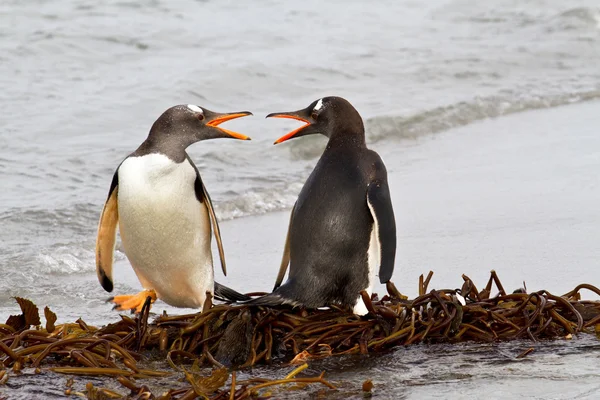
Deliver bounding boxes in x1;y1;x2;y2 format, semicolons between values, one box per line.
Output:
555;8;600;29
436;3;600;31
213;181;304;220
36;246;95;275
286;89;600;160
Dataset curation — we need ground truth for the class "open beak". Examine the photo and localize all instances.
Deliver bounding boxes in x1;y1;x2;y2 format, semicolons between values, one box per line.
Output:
266;112;312;144
206;111;253;140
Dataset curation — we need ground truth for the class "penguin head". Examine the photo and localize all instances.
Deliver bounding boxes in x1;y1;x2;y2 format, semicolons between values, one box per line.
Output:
267;97;364;144
149;105;252;146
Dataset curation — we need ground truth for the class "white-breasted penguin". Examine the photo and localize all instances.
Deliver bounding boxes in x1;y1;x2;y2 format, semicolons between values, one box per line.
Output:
249;96;397;315
96;104;252;312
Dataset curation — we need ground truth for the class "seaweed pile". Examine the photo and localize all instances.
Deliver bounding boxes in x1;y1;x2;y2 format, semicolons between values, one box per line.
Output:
2;271;600;399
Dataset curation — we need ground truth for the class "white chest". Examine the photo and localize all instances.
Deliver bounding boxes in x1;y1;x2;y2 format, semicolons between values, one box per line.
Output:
117;153;205;243
118;154;197;205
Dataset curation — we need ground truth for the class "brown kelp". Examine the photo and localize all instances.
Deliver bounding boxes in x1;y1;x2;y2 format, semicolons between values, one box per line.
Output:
1;271;600;399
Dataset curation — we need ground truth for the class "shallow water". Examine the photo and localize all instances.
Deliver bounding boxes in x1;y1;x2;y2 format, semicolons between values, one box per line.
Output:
2;0;600;398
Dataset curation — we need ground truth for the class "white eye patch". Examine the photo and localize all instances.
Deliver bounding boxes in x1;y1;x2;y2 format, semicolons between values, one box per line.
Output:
313;98;324;112
187;104;203;113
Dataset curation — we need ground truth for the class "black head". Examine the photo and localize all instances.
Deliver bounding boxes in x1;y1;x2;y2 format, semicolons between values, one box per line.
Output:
266;96;365;145
147;104;252;149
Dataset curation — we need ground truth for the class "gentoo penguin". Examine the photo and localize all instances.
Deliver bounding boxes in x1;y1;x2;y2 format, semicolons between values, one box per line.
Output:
251;96;396;315
96;104;252;312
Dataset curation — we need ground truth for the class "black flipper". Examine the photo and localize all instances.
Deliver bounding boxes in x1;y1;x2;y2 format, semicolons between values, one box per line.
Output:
214;281;251;302
187;155;228;276
367;161;397;284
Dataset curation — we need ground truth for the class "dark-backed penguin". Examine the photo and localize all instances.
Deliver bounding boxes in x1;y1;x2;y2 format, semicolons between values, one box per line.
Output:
249;96;396;315
96;104;252;313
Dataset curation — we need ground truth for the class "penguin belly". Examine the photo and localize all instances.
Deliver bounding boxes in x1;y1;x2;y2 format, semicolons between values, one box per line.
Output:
117;154;213;308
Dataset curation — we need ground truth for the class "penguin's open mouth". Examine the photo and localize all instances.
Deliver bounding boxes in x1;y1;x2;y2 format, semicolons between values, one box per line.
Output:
266;114;311;144
207;112;253;140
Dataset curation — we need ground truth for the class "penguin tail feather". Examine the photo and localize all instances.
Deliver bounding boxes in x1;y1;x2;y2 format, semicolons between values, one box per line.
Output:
214;281;251;302
242;293;301;308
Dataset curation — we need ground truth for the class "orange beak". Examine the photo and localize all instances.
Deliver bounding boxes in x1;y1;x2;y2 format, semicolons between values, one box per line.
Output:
206;112;252;140
267;114;311;145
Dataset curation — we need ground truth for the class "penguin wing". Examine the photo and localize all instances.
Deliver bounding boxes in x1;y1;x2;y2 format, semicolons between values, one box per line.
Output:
96;170;119;292
273;203;295;291
367;168;397;284
188;155;227;276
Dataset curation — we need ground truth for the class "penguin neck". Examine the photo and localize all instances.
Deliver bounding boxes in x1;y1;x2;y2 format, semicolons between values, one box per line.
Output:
325;130;366;150
135;130;192;163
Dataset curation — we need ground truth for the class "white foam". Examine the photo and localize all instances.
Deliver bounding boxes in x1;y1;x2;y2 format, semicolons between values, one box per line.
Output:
187;104;203;113
313;98;324;112
37;247;95;274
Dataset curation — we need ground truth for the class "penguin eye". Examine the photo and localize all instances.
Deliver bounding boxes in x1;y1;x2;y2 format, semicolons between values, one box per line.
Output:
311;112;318;120
198;114;205;121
